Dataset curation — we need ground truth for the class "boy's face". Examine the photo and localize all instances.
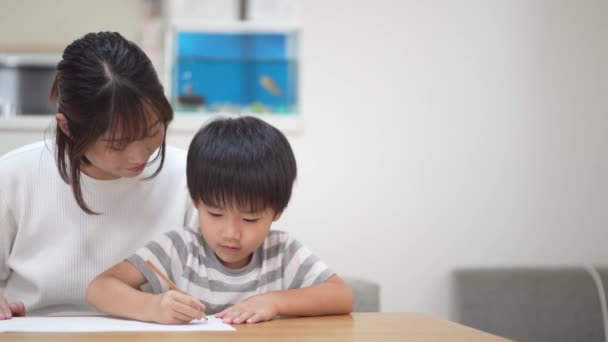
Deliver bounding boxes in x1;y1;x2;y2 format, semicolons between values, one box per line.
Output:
196;201;281;269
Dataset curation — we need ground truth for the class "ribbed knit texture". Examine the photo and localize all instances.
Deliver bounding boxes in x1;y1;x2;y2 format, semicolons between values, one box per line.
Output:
0;141;196;315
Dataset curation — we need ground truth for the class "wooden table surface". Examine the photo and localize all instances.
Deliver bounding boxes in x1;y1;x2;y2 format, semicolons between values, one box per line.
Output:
3;313;509;342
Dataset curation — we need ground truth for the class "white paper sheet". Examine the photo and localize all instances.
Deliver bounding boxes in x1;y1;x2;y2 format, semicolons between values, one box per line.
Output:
0;315;235;333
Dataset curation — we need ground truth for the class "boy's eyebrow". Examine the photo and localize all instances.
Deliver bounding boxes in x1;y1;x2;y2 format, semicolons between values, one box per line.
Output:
241;208;264;214
207;205;262;214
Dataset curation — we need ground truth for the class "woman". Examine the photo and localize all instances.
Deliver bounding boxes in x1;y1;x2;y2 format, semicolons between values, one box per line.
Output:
0;32;195;318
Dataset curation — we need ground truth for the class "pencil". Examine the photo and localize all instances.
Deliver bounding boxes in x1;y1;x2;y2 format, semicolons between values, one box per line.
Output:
145;260;179;291
145;260;207;321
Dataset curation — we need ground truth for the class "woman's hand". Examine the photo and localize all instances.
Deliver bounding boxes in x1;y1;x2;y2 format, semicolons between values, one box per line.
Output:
215;293;278;324
150;290;206;325
0;296;25;320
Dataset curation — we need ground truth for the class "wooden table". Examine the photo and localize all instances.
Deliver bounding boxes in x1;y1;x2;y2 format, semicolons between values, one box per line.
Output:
3;313;509;342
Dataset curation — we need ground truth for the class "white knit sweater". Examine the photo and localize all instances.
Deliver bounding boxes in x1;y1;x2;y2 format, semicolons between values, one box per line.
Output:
0;141;196;315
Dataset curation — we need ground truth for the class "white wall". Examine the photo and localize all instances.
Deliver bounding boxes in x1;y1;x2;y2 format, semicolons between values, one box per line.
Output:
279;0;608;317
0;0;140;49
1;0;608;319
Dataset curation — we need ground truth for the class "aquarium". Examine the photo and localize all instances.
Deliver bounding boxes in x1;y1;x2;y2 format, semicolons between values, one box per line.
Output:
171;25;298;115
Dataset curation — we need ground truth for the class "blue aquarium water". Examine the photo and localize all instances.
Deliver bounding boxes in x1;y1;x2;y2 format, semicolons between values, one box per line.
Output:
173;31;298;114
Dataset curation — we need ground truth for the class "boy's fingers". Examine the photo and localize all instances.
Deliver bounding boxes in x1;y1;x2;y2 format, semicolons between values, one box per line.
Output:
222;309;241;323
217;303;239;317
186;298;205;312
233;311;253;324
192;299;206;312
171;311;194;324
173;300;204;320
172;292;205;313
172;292;197;307
246;313;264;324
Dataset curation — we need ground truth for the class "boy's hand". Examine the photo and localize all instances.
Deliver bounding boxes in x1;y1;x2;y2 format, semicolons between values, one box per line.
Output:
0;296;25;320
215;294;278;324
151;290;206;325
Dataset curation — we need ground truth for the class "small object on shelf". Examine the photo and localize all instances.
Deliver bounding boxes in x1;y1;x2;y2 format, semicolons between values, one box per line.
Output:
250;102;267;113
177;93;205;106
177;84;205;107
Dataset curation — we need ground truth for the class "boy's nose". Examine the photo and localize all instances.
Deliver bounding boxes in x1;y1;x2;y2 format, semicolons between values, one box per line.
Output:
222;222;242;240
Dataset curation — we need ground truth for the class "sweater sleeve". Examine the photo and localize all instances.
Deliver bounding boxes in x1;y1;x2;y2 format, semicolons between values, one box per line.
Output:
0;189;17;294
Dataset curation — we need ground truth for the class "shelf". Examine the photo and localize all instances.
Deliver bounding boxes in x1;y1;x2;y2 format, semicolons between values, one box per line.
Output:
0;116;54;132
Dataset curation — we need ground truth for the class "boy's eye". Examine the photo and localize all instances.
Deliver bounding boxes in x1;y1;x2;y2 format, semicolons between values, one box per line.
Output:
208;211;223;217
243;218;260;223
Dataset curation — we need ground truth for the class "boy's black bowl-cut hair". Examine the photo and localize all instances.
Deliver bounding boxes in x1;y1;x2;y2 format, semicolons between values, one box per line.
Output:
187;116;297;214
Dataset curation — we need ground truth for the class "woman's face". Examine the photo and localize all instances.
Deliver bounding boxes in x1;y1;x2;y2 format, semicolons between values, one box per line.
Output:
82;120;165;180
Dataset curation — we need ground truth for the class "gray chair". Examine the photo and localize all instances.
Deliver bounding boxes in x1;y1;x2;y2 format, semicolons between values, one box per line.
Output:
452;267;608;342
344;276;381;312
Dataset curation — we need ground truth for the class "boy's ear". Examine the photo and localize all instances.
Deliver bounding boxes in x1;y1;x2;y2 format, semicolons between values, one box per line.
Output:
273;212;282;222
55;113;71;137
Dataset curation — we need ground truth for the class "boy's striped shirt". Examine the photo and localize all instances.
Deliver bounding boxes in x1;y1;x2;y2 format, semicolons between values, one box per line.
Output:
127;228;334;314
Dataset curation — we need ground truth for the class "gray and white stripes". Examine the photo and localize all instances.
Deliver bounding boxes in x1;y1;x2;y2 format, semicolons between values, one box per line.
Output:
128;228;334;314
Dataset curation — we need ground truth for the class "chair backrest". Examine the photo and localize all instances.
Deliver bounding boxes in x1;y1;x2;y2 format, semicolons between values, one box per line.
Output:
452;267;606;342
344;276;381;312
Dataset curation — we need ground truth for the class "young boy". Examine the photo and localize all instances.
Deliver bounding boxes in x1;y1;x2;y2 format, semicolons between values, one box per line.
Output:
86;116;354;325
